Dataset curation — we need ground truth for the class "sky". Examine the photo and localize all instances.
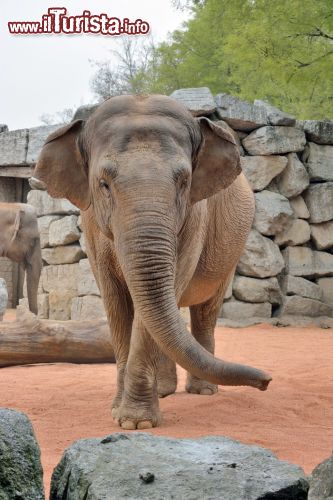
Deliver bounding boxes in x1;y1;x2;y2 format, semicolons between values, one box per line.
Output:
0;1;189;130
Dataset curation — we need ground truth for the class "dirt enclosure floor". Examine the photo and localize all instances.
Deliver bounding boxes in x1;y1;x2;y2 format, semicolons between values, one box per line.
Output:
1;312;333;494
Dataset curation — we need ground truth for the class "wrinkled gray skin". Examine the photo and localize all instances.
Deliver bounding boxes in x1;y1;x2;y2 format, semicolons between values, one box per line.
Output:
32;94;272;429
0;202;42;315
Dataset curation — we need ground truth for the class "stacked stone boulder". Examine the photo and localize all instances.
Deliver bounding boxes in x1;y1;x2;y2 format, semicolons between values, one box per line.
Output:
20;189;106;321
1;88;333;322
172;88;333;321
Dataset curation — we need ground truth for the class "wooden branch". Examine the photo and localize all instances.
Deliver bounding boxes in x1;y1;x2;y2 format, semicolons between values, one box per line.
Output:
295;50;333;68
288;28;333;41
0;315;115;367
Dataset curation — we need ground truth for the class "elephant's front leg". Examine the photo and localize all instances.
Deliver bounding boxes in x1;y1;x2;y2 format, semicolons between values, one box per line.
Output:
101;283;133;418
116;316;162;429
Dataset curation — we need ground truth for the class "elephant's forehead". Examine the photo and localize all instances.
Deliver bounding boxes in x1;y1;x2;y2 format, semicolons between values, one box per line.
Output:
91;114;191;154
94;94;193;121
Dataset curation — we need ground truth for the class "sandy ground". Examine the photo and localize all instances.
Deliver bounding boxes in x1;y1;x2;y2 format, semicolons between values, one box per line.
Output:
1;310;333;495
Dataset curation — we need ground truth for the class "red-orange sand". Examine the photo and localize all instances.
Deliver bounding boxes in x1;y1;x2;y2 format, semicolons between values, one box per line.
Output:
1;314;333;495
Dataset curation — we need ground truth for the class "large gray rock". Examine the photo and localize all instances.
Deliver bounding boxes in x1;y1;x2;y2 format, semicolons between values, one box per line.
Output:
302;142;333;181
304;182;333;223
42;245;85;265
299;120;333;145
276;295;333;317
71;295;106;320
237;229;285;278
37;215;61;248
243;126;306;155
317;277;333;306
0;278;8;320
0;408;44;500
280;275;323;301
283;246;333;278
253;190;294;236
275;219;311;246
276;153;309;198
49;215;80;246
170;87;216;116
233;276;282;304
26;124;60;164
28;190;79;216
310;221;333;250
254;100;296;126
221;299;272;319
77;259;100;296
0;128;29;165
289;195;310;219
240;155;287;191
50;433;308;500
308;453;333;499
215;94;267;131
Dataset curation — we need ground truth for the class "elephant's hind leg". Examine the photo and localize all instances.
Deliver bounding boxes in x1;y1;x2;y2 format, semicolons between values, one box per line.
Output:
157;351;177;398
186;279;231;396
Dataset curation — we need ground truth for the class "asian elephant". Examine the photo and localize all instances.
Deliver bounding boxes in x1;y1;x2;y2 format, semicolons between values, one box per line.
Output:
0;202;42;315
31;94;272;429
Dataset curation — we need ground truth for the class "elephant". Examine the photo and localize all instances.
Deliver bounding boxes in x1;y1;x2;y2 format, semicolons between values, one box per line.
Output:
31;94;272;429
0;202;42;315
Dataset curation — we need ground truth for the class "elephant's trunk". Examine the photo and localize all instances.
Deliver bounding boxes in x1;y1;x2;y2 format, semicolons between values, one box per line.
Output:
26;237;42;315
116;206;272;391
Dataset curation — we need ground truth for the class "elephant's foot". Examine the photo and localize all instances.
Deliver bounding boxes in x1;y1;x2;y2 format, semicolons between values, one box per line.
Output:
186;374;218;395
115;399;162;430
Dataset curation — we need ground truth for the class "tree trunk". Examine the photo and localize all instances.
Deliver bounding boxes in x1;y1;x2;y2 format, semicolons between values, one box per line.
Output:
0;316;115;367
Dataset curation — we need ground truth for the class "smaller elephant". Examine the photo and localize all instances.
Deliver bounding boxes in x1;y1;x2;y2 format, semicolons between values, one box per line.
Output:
0;203;42;315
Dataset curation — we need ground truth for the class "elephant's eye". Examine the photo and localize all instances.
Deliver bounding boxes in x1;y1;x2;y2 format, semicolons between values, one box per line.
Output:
99;179;110;195
178;174;189;191
180;177;188;189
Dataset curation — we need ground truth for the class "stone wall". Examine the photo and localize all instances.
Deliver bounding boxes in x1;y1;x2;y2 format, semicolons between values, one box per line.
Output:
19;190;105;320
1;88;333;320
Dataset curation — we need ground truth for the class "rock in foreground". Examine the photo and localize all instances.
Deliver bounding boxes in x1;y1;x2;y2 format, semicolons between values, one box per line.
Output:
50;433;308;500
0;408;44;500
308;453;333;499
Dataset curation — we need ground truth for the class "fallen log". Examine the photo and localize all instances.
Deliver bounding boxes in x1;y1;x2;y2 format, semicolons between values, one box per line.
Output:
0;312;115;367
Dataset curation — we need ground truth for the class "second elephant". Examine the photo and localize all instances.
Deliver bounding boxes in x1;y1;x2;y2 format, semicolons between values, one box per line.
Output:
0;202;42;314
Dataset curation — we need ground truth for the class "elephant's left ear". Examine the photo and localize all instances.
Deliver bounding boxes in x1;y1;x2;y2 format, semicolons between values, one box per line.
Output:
190;117;241;204
32;119;90;210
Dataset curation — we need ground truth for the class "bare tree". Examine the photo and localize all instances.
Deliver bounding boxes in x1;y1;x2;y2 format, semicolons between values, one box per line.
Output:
39;107;75;125
90;36;156;101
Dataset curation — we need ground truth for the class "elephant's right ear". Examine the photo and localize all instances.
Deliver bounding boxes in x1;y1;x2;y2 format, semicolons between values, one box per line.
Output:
32;120;90;210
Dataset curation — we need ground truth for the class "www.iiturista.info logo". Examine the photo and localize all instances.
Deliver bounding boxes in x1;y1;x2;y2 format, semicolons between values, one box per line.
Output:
8;8;150;35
